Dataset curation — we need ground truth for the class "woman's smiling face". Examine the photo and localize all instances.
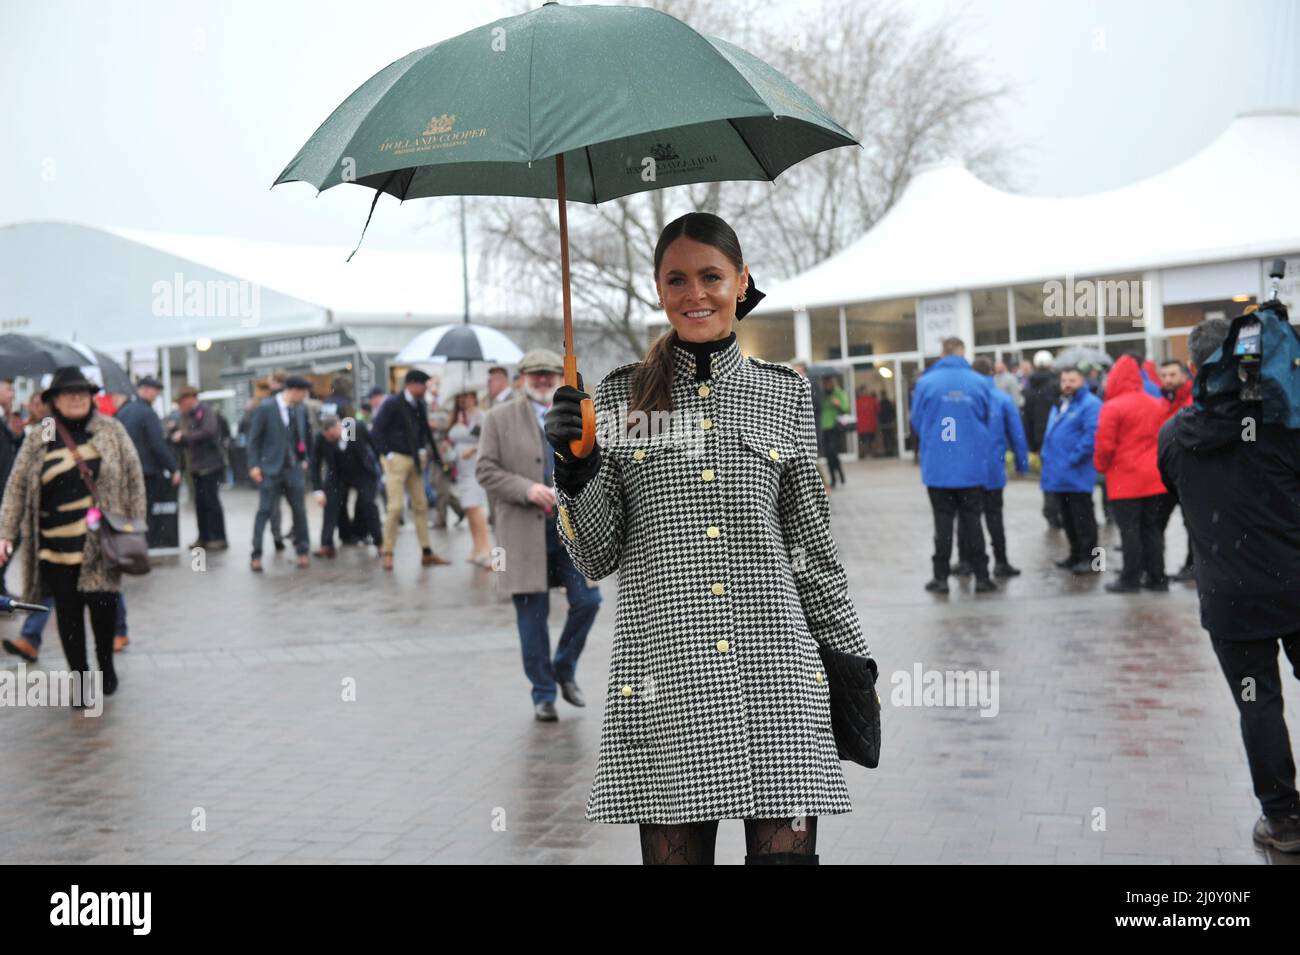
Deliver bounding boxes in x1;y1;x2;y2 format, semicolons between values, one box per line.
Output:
655;236;748;343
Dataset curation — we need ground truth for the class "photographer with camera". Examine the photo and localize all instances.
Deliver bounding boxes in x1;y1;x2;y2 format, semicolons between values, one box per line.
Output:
1157;314;1300;853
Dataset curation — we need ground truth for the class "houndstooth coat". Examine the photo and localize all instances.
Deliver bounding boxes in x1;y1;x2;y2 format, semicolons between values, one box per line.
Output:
555;336;874;825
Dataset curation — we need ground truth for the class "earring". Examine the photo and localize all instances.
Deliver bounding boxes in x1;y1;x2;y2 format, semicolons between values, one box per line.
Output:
738;292;747;302
657;300;664;309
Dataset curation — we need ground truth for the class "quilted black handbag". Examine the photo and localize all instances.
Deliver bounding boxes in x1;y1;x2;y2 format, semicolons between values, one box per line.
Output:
818;645;881;768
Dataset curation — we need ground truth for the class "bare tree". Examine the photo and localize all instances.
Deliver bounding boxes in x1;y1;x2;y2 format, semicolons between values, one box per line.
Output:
454;0;1013;360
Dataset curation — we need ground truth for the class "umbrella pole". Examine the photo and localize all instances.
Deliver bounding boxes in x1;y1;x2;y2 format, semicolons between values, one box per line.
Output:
555;153;596;458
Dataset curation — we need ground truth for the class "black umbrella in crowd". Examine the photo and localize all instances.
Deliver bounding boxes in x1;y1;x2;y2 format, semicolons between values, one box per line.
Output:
0;335;88;380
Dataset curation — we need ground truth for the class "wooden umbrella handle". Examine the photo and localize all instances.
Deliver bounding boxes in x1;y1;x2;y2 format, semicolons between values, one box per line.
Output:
565;354;597;458
556;152;597;459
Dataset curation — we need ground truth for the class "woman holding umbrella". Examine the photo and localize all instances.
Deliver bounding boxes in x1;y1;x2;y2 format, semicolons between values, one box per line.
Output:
0;368;146;699
544;213;875;864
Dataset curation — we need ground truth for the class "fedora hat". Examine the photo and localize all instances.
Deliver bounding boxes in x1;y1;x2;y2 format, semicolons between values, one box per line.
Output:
42;366;100;405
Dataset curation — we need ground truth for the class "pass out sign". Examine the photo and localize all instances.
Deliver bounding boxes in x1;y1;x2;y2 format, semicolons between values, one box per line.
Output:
919;295;958;356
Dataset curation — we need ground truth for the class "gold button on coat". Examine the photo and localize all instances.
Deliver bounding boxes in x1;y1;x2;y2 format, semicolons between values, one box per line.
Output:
701;468;715;482
715;639;730;653
621;685;633;697
710;582;725;596
768;448;780;461
632;449;646;461
697;384;711;397
701;418;713;430
706;525;720;538
815;672;825;684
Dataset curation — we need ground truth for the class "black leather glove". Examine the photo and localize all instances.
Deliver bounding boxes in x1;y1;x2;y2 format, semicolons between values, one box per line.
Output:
544;384;601;496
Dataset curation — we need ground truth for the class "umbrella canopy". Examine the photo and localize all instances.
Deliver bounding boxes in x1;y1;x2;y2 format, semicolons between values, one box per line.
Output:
0;335;93;381
69;343;135;395
1052;346;1113;370
394;324;524;365
274;2;860;456
273;3;857;204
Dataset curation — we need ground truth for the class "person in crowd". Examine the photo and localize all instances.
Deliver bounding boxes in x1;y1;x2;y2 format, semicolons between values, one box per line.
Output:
262;369;290;551
1093;353;1171;593
428;396;465;532
371;369;450;571
910;337;997;594
855;385;879;458
246;375;313;571
543;211;873;864
791;361;831;488
480;366;513;411
115;375;179;537
172;386;229;551
310;414;382;557
878;392;897;457
1158;317;1300;853
0;368;146;702
993;359;1023;408
478;349;602;723
447;391;492;566
819;374;849;487
1021;350;1062;529
360;386;387;425
2;394;54;663
0;377;23;597
1041;366;1102;574
1156;359;1196;582
969;357;1029;577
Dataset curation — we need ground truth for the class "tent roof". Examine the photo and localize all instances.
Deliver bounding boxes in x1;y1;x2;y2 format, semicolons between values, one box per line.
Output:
106;226;507;319
752;110;1300;315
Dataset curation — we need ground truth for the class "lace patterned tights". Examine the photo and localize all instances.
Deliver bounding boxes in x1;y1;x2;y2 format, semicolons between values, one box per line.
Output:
638;816;818;865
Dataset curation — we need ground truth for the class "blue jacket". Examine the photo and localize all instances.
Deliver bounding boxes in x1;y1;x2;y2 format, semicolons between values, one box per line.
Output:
910;355;995;489
1040;387;1102;493
986;387;1029;490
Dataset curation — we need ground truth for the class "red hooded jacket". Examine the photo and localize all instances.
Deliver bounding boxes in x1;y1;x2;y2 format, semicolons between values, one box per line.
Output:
1166;377;1193;411
1093;354;1169;500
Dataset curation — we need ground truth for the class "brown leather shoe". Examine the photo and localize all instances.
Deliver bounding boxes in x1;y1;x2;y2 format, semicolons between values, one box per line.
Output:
113;635;129;652
421;550;451;566
382;553;394;571
250;558;263;573
313;546;337;559
2;637;38;663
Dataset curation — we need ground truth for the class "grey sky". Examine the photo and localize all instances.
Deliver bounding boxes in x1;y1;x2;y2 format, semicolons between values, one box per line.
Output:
2;0;1295;258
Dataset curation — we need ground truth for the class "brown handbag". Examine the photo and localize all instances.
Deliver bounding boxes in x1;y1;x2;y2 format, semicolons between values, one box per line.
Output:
53;419;151;576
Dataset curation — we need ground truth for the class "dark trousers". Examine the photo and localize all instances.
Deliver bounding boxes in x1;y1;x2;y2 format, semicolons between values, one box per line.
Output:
511;519;602;704
42;561;116;685
193;470;227;544
982;488;1008;564
1042;488;1063;528
927;486;988;579
322;477;382;547
1156;488;1195;570
1110;495;1165;585
1057;490;1098;564
823;429;845;485
252;469;310;557
1209;632;1300;815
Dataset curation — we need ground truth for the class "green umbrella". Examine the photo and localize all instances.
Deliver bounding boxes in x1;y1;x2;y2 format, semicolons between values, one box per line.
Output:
273;0;859;455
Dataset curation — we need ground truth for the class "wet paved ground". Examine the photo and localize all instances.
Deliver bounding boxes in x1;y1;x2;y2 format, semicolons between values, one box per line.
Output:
1;458;1296;865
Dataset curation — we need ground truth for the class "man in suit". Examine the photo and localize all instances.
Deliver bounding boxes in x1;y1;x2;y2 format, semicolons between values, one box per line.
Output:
477;349;602;722
114;376;180;543
310;414;383;557
172;385;229;550
246;375;313;571
371;368;450;570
